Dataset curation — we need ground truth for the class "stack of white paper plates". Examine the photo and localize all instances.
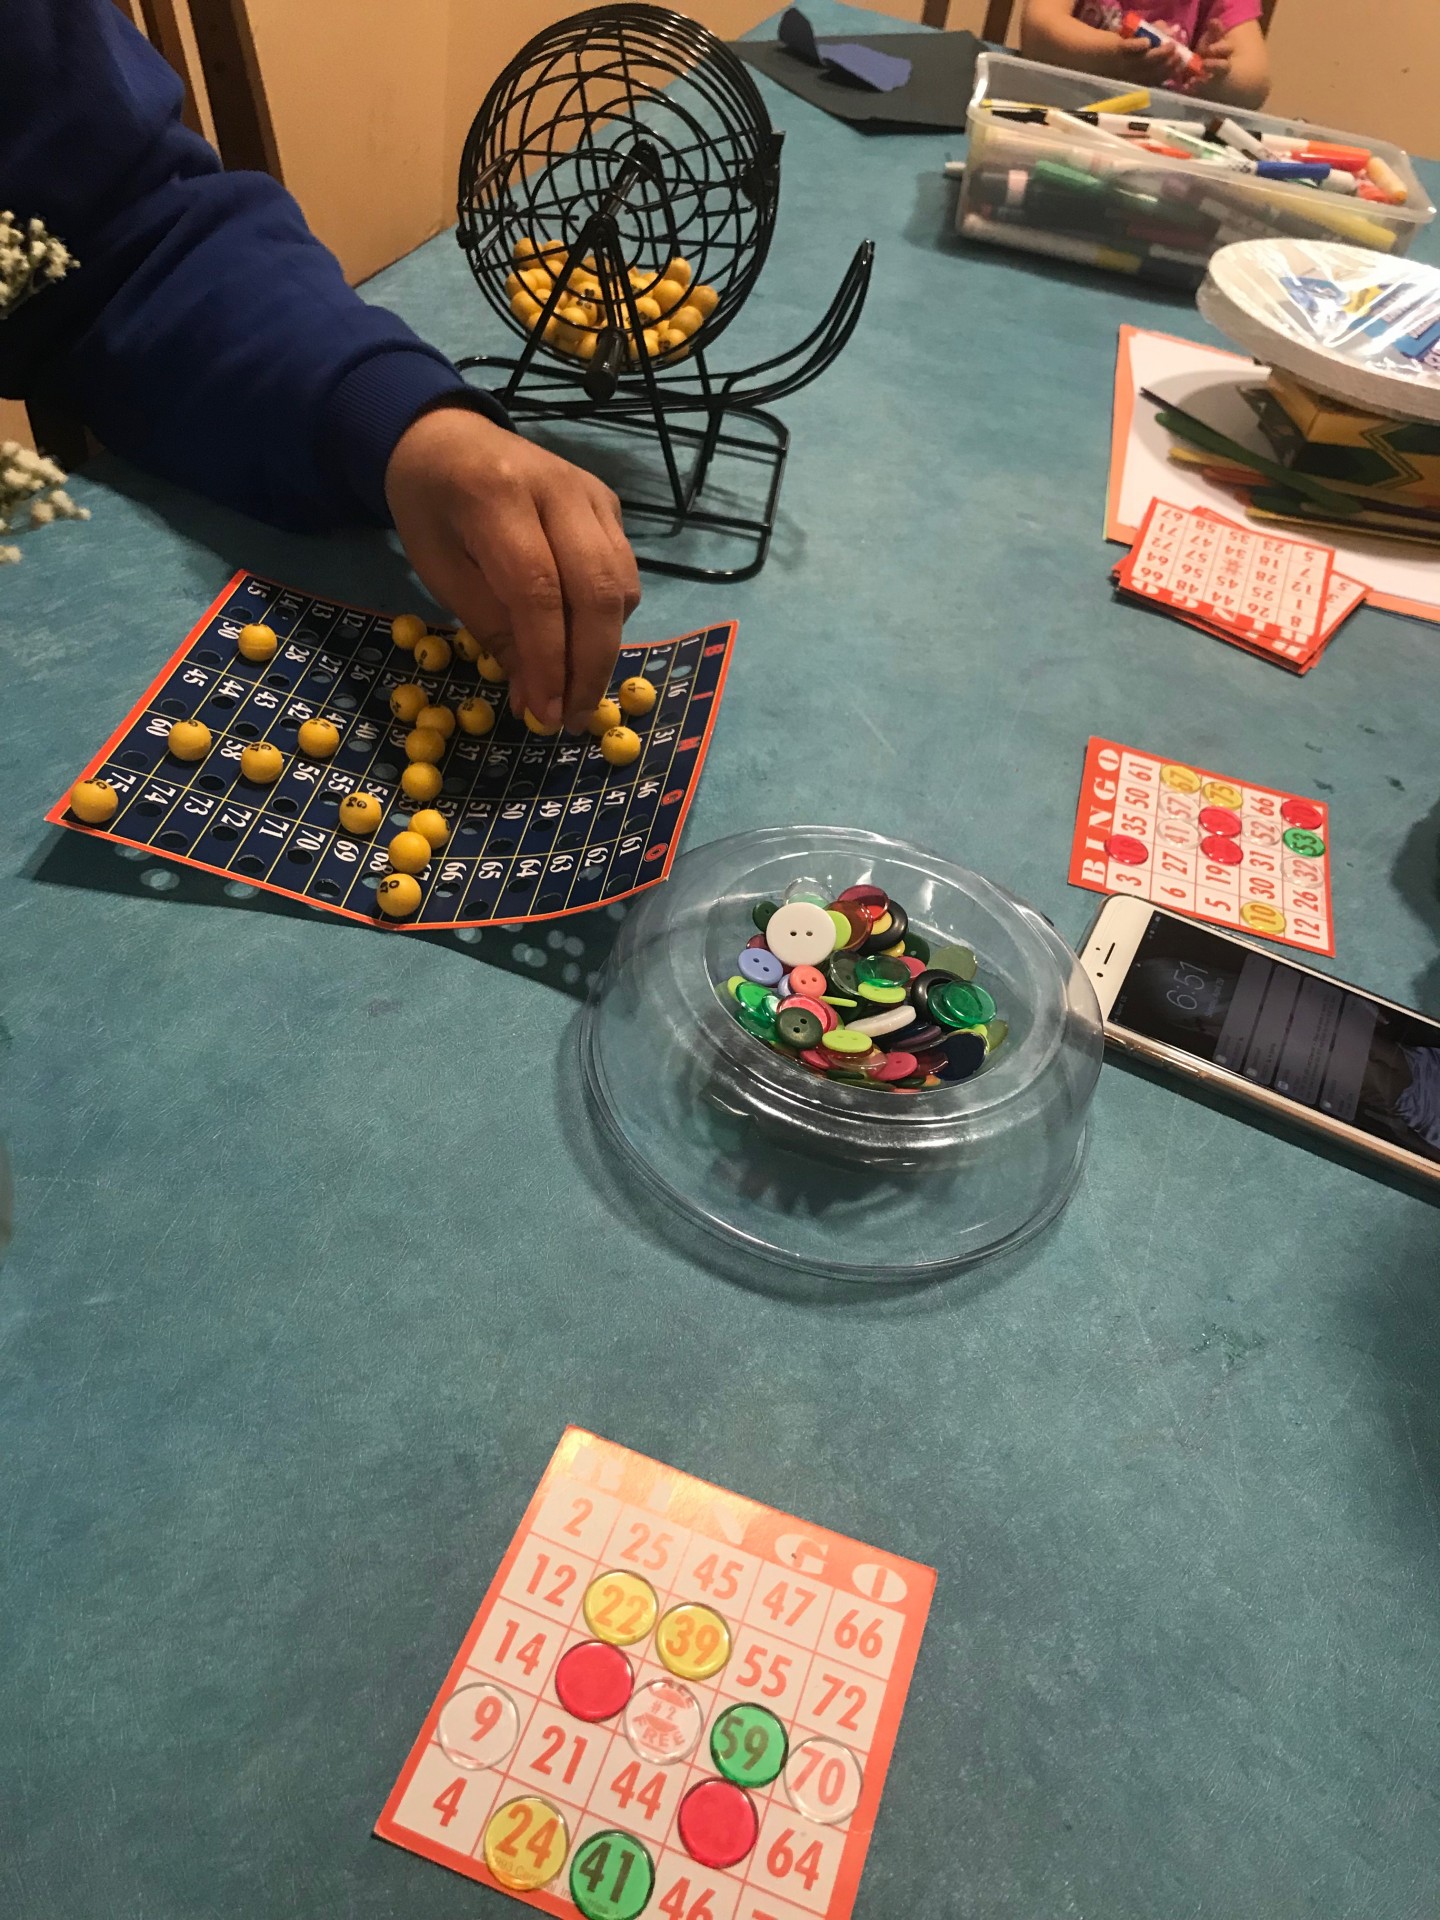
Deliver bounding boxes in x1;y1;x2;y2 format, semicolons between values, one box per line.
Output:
1199;238;1440;421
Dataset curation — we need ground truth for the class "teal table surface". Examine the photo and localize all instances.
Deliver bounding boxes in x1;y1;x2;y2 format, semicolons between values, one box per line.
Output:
3;9;1439;1916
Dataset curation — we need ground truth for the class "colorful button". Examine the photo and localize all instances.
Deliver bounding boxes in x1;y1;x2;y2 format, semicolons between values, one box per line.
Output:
836;884;887;908
677;1779;758;1869
827;951;862;995
711;1704;788;1787
437;1681;521;1771
622;1677;703;1765
775;1006;823;1050
655;1603;730;1681
784;1738;864;1825
893;1020;945;1052
739;948;785;986
928;944;977;981
1198;805;1242;837
583;1571;658;1646
1282;827;1325;857
985;1018;1009;1051
569;1830;654;1920
826;908;856;949
1105;833;1148;865
1240;900;1287;935
862;901;907;953
780;993;837;1032
1200;834;1244;866
857;955;910;987
855;981;908;1006
788;964;828;998
483;1796;569;1890
752;900;777;931
931;981;996;1029
554;1641;634;1722
937;1031;987;1081
1280;797;1324;831
821;1027;872;1056
864;1050;918;1082
765;902;837;968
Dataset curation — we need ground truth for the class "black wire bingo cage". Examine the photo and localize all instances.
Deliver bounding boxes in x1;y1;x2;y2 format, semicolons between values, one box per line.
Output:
455;3;874;581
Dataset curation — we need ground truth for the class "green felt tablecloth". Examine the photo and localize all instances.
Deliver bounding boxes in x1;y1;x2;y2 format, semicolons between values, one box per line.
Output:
3;8;1438;1915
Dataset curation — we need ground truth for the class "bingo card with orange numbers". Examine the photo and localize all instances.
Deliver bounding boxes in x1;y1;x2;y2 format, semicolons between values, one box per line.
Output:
1068;737;1334;956
376;1429;935;1920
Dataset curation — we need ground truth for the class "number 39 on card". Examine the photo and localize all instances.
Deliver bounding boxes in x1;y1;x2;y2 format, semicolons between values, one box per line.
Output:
376;1429;936;1920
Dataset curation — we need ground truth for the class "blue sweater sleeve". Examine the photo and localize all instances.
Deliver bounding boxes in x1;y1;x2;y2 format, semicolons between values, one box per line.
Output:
0;0;502;530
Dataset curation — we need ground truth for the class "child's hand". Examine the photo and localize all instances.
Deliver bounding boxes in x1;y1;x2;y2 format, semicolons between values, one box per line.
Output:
1196;19;1234;83
385;406;641;733
1110;29;1193;88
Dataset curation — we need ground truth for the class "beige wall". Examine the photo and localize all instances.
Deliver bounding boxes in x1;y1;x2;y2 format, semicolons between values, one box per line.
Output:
1265;0;1440;159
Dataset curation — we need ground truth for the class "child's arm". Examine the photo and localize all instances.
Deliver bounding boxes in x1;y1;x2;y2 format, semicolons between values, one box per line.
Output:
1193;17;1270;108
1019;0;1192;89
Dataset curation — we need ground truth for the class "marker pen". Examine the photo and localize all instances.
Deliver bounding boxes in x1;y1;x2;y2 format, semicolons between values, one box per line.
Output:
1120;13;1206;79
1214;117;1267;160
960;210;1143;273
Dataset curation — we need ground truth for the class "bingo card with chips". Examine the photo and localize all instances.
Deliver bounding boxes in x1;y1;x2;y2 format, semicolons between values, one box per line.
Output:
1068;737;1334;956
376;1429;935;1920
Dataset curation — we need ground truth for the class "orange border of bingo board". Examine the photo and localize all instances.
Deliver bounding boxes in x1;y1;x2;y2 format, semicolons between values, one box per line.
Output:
374;1427;937;1919
44;570;736;933
1106;323;1440;628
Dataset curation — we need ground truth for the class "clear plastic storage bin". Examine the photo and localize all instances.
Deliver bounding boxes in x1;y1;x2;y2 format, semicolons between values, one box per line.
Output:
580;826;1105;1282
958;50;1433;287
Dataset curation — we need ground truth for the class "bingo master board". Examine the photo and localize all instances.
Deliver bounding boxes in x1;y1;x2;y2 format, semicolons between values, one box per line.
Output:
376;1429;935;1920
47;571;735;931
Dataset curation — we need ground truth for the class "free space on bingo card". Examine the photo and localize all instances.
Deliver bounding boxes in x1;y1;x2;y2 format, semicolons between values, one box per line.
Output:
1068;737;1334;957
376;1429;935;1920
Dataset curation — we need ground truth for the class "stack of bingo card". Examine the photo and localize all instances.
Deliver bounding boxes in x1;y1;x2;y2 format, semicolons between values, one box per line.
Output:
1112;499;1366;672
956;49;1428;287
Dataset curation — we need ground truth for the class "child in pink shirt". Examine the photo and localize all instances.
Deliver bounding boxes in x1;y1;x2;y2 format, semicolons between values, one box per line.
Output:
1020;0;1270;108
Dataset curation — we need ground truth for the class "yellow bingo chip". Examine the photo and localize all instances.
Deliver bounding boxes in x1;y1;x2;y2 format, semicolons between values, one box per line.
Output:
583;1570;658;1647
1159;763;1202;793
1201;780;1244;809
1240;900;1287;935
655;1602;730;1681
482;1796;569;1890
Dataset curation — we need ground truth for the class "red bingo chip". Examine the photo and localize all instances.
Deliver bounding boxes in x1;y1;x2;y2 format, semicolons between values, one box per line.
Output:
1201;834;1244;866
554;1641;633;1723
677;1780;759;1870
1105;833;1149;866
1281;797;1324;831
1198;806;1242;837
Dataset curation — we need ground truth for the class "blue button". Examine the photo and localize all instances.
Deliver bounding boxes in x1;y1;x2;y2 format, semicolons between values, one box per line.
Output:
739;948;785;986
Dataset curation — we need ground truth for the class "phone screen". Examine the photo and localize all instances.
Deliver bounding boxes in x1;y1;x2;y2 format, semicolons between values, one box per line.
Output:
1109;912;1440;1167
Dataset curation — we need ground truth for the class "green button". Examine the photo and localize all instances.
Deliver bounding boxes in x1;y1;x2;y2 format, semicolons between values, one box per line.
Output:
734;1004;778;1044
931;980;996;1029
776;1007;823;1050
856;981;908;1005
905;931;931;963
736;979;774;1013
821;1027;872;1056
985;1018;1009;1052
752;900;777;932
711;1703;788;1786
856;955;909;988
570;1830;655;1920
929;944;977;981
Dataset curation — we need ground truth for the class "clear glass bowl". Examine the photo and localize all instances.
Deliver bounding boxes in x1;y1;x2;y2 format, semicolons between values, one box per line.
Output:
580;826;1104;1282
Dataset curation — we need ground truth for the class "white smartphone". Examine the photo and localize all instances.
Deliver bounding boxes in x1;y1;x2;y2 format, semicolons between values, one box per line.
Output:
1080;896;1440;1187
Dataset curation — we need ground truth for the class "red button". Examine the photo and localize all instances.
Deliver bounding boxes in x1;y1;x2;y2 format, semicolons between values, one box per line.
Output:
1198;806;1242;837
1105;834;1148;866
1201;834;1243;866
1281;797;1324;831
836;885;887;908
554;1641;633;1722
677;1779;758;1869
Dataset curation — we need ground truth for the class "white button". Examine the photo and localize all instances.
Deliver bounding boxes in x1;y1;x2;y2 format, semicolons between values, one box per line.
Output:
764;901;837;967
848;1003;916;1038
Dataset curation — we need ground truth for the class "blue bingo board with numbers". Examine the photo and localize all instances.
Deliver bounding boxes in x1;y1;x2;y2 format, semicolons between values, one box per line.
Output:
48;571;736;930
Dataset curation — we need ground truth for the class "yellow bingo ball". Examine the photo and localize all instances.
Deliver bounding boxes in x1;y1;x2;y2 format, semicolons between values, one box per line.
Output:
167;719;212;761
390;613;427;651
376;872;422;918
457;696;496;737
400;762;443;803
652;276;687;315
239;742;283;784
524;708;562;736
476;650;508;682
297;718;340;759
618;675;655;716
513;236;539;261
68;778;118;824
688;282;718;318
236;622;277;662
601;725;641;767
668;304;704;340
416;703;455;739
414;635;452;674
408;808;449;849
338;791;382;836
389;682;427;723
404;726;446;764
634;295;662;324
453;625;481;663
588;697;621;736
665;256;693;288
387;829;432;875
